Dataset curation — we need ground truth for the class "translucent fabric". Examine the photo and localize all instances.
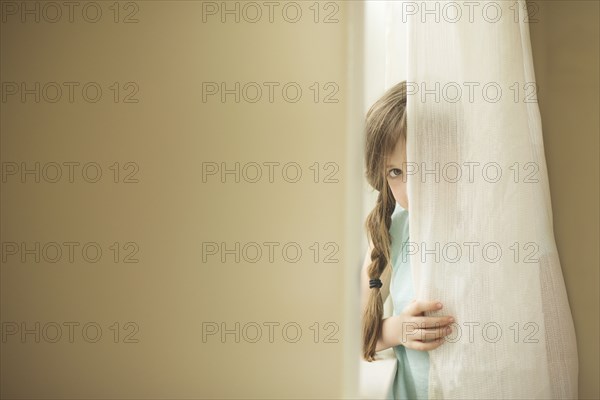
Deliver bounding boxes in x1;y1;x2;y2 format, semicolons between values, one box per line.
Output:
404;1;579;398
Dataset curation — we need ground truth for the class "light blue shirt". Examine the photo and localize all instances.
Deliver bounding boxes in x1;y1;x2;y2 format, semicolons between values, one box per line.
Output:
385;204;430;400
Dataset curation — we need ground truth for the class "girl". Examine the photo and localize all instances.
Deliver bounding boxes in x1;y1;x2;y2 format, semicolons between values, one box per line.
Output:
360;80;455;400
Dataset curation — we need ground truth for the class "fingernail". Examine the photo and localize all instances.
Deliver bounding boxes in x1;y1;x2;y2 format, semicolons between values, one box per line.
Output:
436;302;443;309
449;317;455;323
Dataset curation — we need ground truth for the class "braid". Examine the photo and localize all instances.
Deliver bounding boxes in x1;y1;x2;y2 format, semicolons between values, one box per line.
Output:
362;185;396;361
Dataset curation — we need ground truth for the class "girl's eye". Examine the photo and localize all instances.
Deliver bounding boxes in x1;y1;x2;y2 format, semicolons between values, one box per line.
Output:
388;168;403;178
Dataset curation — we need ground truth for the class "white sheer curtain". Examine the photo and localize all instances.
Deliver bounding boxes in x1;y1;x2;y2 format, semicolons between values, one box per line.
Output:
404;1;579;399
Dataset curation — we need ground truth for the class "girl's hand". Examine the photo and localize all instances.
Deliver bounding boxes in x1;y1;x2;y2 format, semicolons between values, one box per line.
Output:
394;299;454;351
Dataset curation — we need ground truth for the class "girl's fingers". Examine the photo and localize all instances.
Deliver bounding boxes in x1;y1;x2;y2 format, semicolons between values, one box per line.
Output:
401;300;453;351
411;316;454;329
407;326;452;342
409;337;445;351
406;300;443;316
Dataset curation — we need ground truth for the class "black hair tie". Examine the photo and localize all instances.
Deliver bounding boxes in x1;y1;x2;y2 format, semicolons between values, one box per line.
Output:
369;279;383;289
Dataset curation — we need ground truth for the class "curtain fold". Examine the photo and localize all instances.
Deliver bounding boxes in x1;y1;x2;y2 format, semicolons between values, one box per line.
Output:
405;1;579;398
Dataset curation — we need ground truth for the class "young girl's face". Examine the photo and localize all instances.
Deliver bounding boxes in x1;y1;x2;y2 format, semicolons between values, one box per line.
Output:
385;137;408;210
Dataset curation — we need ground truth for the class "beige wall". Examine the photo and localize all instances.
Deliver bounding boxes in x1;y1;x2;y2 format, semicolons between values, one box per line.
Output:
0;1;359;398
529;1;600;398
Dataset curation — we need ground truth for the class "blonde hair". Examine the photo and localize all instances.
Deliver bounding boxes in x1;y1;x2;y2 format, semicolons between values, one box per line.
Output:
362;80;407;361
